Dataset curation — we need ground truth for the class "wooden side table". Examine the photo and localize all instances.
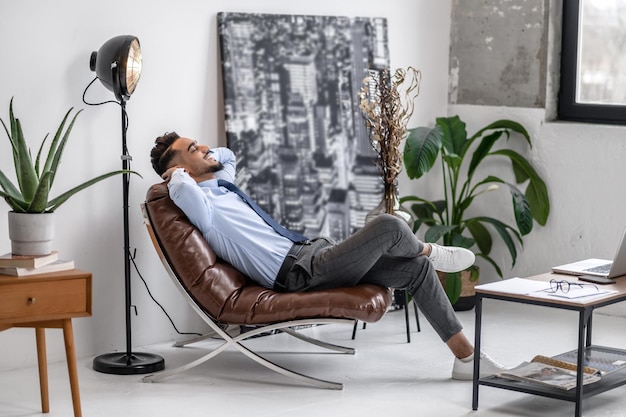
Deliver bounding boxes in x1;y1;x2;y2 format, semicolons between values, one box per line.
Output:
0;269;92;417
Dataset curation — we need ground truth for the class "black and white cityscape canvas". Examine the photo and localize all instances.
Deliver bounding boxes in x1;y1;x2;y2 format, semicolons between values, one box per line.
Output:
218;12;389;241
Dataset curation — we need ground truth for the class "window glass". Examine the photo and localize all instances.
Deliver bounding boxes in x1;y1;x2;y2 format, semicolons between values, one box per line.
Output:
577;0;626;104
559;0;626;124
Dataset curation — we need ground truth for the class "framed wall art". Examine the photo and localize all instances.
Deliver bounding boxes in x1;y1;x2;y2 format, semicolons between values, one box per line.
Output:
218;11;389;241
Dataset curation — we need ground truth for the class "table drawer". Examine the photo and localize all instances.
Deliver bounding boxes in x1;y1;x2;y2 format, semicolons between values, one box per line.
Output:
0;277;89;323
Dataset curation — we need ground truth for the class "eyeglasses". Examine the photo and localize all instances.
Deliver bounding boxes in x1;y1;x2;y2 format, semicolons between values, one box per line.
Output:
549;279;598;294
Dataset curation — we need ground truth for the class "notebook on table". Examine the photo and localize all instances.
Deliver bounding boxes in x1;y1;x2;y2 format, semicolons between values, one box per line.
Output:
551;227;626;279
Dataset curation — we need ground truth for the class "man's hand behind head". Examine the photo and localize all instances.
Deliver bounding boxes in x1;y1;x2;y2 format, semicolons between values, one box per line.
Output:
162;166;185;181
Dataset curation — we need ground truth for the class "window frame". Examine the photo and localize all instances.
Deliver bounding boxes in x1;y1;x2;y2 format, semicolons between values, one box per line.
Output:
558;0;626;125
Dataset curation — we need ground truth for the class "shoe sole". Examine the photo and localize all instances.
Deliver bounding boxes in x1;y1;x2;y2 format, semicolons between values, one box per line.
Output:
435;262;474;273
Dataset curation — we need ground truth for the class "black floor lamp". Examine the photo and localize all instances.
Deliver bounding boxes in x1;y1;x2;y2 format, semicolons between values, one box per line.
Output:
88;35;165;375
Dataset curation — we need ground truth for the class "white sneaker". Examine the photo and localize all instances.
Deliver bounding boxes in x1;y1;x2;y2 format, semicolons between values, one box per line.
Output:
451;352;506;380
428;243;475;273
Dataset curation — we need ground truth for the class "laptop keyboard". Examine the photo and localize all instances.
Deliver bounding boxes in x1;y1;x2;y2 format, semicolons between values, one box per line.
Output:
584;263;612;274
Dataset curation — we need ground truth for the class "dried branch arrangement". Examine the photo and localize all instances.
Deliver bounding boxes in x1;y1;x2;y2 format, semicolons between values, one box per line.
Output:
358;66;421;186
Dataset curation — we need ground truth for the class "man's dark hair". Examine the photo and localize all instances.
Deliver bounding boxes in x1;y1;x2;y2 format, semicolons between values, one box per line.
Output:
151;132;181;176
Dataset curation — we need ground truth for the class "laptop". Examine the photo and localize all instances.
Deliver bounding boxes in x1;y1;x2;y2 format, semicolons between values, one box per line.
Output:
552;227;626;279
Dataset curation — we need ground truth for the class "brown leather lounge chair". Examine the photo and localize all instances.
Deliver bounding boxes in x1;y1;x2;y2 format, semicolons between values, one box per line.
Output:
140;182;392;389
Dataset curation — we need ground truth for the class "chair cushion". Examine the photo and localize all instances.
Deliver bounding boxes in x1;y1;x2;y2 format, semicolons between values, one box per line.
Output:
145;183;391;325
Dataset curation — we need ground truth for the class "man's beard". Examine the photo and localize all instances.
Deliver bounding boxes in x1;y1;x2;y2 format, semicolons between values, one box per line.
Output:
205;161;224;173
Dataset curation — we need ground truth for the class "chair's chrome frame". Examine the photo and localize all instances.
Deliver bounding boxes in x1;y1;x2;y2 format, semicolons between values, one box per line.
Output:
141;204;355;390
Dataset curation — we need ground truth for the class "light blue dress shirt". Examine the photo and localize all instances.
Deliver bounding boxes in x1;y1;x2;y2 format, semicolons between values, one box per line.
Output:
167;147;292;288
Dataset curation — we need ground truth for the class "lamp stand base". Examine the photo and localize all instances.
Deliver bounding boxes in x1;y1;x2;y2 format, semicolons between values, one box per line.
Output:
93;352;165;375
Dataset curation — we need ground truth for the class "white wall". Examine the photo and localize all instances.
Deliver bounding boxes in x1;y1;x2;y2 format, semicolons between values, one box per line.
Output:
0;0;452;371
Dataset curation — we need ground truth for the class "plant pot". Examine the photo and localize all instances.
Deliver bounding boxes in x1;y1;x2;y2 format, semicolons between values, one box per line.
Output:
437;267;479;311
8;211;55;256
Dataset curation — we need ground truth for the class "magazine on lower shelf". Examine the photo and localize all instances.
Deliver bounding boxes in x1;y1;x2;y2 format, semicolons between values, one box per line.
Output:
496;355;601;390
551;349;626;376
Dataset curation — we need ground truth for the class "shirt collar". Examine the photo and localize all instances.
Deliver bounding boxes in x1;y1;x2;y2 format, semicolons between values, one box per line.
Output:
198;178;219;188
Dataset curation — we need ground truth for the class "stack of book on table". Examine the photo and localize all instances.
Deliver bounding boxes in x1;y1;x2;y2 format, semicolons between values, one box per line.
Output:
0;251;74;276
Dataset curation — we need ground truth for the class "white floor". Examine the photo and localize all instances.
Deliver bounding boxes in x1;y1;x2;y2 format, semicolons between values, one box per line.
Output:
2;301;626;417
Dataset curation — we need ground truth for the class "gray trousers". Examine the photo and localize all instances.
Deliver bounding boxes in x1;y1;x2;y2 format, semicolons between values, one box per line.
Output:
274;214;464;343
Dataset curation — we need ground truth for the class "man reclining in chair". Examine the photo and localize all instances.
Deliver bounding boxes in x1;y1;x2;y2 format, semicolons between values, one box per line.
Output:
150;132;506;381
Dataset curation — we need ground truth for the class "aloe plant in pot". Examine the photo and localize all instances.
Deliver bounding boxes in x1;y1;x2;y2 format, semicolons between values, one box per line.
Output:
0;98;138;255
400;115;550;307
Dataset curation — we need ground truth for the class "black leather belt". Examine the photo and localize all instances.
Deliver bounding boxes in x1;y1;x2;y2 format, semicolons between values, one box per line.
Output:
273;243;306;292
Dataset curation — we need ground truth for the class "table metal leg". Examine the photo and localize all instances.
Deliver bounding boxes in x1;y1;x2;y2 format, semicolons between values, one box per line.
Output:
574;308;590;417
472;295;483;410
586;309;594;347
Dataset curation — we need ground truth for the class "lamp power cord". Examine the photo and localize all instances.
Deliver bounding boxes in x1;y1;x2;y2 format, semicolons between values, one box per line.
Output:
129;248;202;337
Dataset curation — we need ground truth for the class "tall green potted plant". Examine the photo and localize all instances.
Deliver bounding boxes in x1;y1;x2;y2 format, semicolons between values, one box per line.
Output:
0;98;137;255
401;115;550;307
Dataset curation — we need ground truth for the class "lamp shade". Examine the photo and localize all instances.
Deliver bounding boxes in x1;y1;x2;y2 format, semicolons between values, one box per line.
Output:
90;35;142;101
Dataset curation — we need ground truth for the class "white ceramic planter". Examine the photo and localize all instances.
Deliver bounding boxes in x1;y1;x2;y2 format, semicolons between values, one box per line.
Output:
8;211;55;256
